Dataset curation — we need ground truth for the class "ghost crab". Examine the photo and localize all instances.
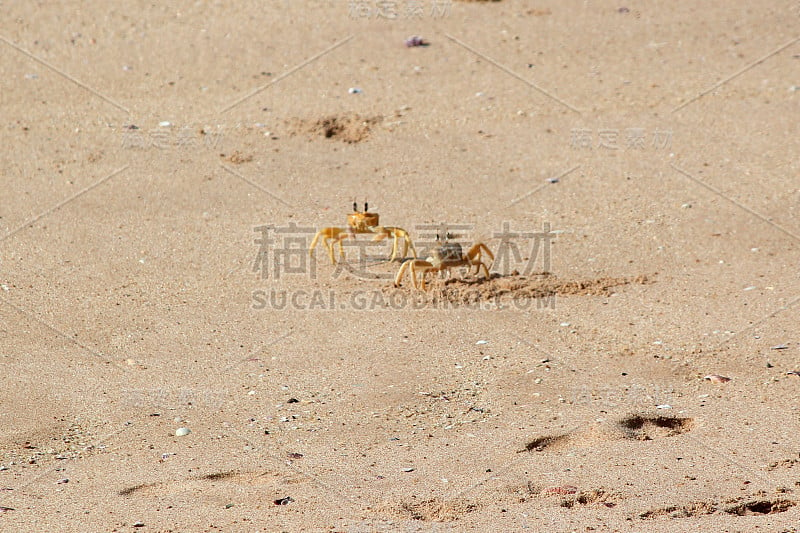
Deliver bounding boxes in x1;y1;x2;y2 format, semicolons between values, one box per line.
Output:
394;234;494;290
309;202;417;264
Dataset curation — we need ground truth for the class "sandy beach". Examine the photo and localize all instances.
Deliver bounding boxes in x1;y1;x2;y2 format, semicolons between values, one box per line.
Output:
1;1;799;531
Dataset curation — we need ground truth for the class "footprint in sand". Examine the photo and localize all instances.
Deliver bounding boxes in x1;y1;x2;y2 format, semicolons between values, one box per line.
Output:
523;414;696;452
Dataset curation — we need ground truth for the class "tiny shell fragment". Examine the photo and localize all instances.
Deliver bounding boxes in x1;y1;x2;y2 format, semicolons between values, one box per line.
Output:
404;35;429;47
704;374;731;383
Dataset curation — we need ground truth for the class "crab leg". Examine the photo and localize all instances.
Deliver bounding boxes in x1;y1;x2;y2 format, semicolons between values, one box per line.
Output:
372;226;417;261
310;228;349;265
466;243;495;275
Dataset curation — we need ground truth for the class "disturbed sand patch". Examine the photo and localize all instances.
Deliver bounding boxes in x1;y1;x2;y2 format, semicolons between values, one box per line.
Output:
639;500;718;520
617;414;695;440
387;272;651;305
286;113;383;143
499;482;623;511
378;497;479;521
558;488;620;509
639;497;796;520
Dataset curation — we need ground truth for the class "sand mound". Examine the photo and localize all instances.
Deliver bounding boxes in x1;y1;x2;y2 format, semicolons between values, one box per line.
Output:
388;272;651;306
287;113;383;143
379;497;479;521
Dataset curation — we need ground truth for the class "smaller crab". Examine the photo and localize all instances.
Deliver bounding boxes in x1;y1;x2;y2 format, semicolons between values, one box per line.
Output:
394;237;494;290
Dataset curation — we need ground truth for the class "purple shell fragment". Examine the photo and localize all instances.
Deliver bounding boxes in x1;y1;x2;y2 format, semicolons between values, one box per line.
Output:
405;35;429;47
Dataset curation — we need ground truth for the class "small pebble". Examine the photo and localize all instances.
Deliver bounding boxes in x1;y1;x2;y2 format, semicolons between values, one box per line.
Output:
771;344;789;350
56;478;69;484
743;286;756;291
133;522;145;528
175;427;191;437
787;371;800;377
681;203;692;208
547;178;559;183
274;496;294;505
656;404;672;410
704;374;731;383
475;340;488;345
404;35;429;47
158;121;171;127
402;467;415;472
348;87;362;94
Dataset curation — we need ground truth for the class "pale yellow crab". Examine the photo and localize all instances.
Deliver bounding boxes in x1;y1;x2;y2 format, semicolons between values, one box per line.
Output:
309;202;417;264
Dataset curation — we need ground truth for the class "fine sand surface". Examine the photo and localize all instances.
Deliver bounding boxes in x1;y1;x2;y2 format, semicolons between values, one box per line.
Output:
1;1;799;531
